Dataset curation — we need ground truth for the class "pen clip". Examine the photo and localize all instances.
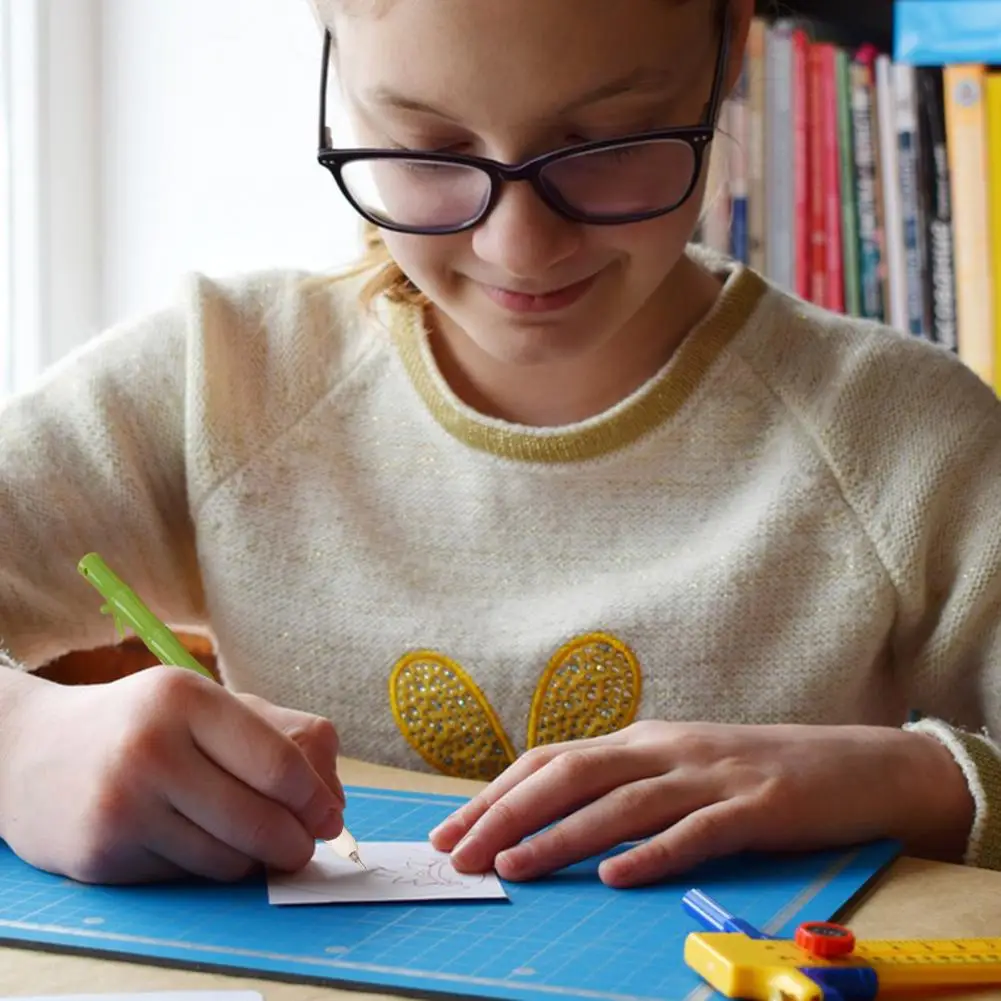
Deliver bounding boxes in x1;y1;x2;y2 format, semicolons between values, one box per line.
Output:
99;601;129;641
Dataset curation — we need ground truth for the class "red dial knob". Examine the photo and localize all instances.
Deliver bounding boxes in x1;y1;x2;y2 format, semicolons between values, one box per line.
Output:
795;922;857;958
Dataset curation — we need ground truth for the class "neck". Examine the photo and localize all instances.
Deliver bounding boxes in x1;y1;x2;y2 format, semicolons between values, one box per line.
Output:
429;255;723;428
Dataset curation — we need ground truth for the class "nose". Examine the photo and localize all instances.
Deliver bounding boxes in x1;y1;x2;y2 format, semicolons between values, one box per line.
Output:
471;179;583;279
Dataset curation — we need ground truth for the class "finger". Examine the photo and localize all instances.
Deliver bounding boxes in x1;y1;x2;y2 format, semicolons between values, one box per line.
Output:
238;694;345;806
166;742;318;873
598;798;755;888
430;736;627;850
146;806;258;882
428;748;563;850
190;689;343;840
448;745;657;874
493;775;706;882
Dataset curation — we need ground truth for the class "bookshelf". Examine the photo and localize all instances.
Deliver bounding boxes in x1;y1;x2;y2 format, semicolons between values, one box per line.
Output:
756;0;894;50
709;1;1001;394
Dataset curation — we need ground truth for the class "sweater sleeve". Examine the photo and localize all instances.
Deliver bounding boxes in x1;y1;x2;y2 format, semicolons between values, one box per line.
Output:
0;302;206;672
737;298;1001;870
818;328;1001;870
896;391;1001;870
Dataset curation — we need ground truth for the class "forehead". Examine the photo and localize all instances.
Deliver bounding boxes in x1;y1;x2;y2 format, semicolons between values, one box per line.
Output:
323;0;713;121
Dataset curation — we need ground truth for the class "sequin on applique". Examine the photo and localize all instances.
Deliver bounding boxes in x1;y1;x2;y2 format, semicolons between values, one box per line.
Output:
527;632;642;747
389;651;517;781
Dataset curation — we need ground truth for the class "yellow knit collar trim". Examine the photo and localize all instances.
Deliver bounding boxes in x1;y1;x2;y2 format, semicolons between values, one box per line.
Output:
389;254;768;464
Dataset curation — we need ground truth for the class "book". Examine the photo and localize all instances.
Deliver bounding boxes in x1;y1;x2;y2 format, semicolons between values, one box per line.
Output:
836;47;862;318
850;47;886;322
916;67;958;352
876;54;907;332
893;63;931;338
943;64;995;385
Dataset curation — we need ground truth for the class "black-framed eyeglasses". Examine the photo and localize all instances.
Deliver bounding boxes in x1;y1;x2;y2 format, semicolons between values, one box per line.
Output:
316;12;730;235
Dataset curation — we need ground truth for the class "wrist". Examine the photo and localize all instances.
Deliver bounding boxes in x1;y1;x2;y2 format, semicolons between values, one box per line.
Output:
891;726;975;863
0;668;51;843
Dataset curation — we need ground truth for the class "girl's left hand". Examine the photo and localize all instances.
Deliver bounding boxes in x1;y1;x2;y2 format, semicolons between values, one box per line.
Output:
428;721;974;888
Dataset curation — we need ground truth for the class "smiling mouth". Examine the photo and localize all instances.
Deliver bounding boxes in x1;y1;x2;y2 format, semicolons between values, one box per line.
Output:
479;273;600;314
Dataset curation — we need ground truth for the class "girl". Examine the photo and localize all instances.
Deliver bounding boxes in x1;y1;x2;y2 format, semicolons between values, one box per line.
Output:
0;0;999;889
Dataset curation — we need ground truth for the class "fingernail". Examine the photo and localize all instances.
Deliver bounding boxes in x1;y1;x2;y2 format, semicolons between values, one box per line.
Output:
495;849;521;876
450;832;476;864
429;818;460;843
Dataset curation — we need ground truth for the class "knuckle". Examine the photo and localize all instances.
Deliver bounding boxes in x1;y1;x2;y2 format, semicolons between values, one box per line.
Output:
293;715;339;755
257;735;306;798
482;794;521;834
519;742;565;771
540;820;576;861
608;779;655;818
240;807;287;860
109;719;176;781
146;666;205;709
550;747;596;784
638;836;674;871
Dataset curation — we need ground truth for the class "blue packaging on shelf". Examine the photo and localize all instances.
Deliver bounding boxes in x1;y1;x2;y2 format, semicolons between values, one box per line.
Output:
895;0;1001;65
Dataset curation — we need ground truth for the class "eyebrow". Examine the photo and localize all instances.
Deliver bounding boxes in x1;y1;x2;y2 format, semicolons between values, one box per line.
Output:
365;67;681;122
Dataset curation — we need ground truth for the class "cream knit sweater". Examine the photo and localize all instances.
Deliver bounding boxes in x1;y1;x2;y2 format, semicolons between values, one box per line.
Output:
2;248;1000;866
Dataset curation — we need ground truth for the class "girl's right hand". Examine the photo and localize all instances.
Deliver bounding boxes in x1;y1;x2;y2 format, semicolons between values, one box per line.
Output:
0;667;345;884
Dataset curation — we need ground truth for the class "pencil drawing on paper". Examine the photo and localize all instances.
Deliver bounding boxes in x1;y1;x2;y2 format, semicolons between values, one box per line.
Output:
372;854;488;889
266;840;509;905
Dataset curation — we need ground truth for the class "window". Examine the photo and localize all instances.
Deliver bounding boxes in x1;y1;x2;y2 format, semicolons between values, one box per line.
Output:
0;0;100;398
0;0;16;395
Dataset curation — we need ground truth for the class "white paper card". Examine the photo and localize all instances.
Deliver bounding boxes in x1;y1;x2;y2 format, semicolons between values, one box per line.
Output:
267;841;509;905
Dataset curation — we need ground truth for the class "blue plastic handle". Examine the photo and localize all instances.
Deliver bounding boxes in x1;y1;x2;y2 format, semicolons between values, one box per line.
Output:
682;889;767;939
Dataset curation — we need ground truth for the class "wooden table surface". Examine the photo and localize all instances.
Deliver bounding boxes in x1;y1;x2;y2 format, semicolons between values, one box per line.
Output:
2;758;1000;1000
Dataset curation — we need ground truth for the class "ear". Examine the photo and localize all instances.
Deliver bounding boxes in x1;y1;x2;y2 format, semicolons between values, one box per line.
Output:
724;0;756;95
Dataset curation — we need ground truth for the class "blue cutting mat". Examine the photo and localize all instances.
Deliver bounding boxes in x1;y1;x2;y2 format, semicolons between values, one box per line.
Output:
0;786;898;1001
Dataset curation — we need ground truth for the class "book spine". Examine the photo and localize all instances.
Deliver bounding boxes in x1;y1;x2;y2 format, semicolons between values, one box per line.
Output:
746;18;767;274
943;64;995;384
916;67;958;352
807;42;827;305
820;44;844;314
850;51;885;322
766;21;794;292
985;72;1001;392
793;28;811;300
729;56;750;263
876;54;907;332
893;63;930;338
836;47;862;317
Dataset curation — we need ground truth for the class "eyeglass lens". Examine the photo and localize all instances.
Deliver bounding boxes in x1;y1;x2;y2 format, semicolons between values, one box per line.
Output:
339;138;698;229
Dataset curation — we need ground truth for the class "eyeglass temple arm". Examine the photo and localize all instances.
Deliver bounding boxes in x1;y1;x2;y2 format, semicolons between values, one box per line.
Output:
702;6;732;128
319;29;333;150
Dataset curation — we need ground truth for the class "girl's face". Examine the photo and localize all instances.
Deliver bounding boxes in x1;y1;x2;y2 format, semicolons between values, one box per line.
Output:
326;0;743;368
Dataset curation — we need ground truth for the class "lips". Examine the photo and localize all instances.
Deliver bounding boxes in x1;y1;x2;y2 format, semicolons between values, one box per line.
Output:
479;273;598;314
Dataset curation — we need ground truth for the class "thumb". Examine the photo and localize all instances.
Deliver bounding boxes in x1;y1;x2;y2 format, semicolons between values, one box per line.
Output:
236;693;345;807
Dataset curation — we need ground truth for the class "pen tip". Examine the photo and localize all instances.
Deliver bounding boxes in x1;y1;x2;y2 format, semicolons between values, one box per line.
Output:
350;850;367;870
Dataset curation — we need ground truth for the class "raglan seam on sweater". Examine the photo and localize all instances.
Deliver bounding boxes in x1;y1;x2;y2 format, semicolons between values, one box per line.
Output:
189;329;387;520
722;340;901;607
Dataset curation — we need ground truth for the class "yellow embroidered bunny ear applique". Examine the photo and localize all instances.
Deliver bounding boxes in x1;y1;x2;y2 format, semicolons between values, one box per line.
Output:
527;632;642;748
389;632;643;781
389;651;517;781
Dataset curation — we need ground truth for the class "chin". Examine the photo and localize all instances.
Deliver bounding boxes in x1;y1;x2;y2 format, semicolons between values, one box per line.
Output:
468;316;610;367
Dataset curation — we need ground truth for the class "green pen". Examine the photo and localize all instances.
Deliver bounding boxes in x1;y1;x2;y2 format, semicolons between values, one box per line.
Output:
78;552;216;680
77;552;366;869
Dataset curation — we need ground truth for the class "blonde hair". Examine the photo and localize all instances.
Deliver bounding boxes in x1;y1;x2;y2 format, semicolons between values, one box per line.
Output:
333;223;428;310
